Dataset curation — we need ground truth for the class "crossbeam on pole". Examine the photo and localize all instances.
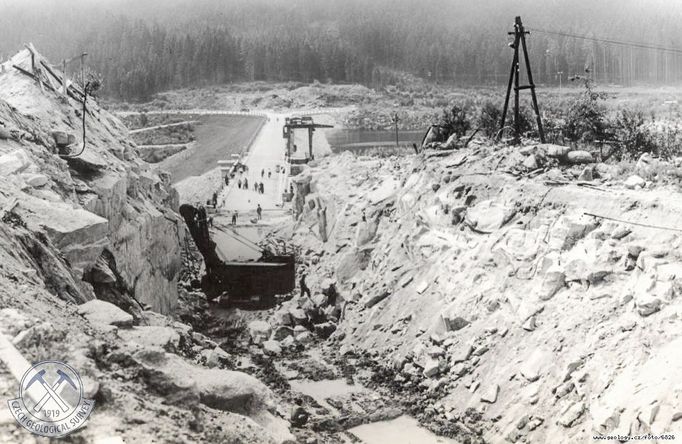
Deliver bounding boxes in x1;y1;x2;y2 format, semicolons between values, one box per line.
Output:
499;16;545;144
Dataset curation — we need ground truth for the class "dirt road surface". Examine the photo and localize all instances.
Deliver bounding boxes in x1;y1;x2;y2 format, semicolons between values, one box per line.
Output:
161;114;265;183
218;113;289;213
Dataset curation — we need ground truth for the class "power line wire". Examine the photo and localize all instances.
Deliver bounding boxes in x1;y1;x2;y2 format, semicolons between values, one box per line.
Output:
528;27;682;55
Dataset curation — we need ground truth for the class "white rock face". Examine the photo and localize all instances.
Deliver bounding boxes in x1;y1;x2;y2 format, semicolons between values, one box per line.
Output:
287;135;682;442
0;49;183;313
19;196;109;278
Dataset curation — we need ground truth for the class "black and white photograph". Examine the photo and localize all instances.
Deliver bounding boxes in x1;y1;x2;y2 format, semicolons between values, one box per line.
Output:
0;0;680;442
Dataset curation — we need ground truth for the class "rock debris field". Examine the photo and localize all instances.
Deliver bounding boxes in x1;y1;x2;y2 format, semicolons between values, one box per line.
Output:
0;45;680;444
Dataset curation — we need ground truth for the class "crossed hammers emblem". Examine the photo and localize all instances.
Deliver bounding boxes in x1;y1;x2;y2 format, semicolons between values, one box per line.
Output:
24;368;78;413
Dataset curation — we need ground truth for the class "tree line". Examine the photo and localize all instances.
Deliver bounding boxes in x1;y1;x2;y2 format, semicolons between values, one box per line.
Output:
1;0;682;101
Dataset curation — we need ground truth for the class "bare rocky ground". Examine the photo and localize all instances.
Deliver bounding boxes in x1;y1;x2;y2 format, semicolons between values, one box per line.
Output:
2;44;682;444
270;141;682;442
0;47;463;444
0;49;296;443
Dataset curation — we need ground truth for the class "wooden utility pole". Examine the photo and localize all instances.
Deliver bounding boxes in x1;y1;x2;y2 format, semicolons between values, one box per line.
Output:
500;16;545;144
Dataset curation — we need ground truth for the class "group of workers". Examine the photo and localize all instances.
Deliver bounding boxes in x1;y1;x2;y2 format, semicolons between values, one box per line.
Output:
201;157;288;230
236;177;267;194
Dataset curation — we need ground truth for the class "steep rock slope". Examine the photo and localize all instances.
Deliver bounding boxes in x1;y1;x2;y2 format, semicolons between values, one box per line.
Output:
0;48;295;443
287;148;682;442
0;49;182;313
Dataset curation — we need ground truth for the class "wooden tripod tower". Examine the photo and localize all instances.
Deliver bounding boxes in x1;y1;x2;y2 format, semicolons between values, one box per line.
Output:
500;16;545;144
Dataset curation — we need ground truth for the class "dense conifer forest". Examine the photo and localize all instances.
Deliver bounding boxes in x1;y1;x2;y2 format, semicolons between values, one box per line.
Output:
2;0;682;100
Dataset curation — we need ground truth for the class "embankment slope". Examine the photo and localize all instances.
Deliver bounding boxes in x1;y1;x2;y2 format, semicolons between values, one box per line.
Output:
287;146;682;442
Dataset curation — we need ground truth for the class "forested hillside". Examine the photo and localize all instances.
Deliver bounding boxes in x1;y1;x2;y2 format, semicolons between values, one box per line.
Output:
2;0;682;101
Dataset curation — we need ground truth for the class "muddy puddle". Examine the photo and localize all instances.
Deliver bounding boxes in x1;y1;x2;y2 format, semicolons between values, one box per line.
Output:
289;378;367;415
290;379;458;443
349;415;460;444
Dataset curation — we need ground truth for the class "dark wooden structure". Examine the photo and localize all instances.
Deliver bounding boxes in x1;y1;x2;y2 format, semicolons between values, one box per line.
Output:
283;116;333;161
500;16;545;144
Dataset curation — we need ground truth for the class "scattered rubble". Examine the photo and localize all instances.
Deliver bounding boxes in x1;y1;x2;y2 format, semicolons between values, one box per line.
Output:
1;43;681;443
275;139;682;442
0;47;296;444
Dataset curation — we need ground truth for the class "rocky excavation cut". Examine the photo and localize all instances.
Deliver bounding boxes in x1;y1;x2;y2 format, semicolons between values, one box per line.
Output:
1;42;682;444
278;141;682;442
0;48;297;443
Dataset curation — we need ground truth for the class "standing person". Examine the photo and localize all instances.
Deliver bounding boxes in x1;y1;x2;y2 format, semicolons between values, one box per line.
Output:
231;212;236;225
243;178;248;190
225;175;229;186
261;169;265;178
268;170;272;179
238;179;242;189
212;192;218;208
259;182;265;194
300;273;311;299
257;204;262;220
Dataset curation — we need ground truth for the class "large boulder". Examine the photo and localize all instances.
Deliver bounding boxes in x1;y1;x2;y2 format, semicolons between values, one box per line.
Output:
118;326;180;350
289;308;307;325
466;200;516;232
21;173;48;188
538;271;566;301
538;144;571;158
262;340;282;355
0;149;32;176
520;349;552;383
565;150;594;164
51;130;76;147
248;320;272;344
77;300;133;328
133;348;294;443
441;309;470;332
366;177;400;205
19;196;109;278
624;175;646;190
